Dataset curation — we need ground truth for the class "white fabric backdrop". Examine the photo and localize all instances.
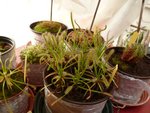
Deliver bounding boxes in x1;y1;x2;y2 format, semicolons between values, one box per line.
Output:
54;0;150;39
0;0;149;47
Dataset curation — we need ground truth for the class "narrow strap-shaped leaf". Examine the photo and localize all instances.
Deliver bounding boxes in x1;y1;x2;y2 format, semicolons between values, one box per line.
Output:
109;65;118;84
65;85;73;95
128;31;139;47
0;76;4;83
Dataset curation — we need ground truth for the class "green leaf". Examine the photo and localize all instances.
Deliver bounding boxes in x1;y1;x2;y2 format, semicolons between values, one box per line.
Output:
102;75;109;88
5;77;13;90
109;65;118;84
0;76;4;83
128;31;139;47
65;85;73;95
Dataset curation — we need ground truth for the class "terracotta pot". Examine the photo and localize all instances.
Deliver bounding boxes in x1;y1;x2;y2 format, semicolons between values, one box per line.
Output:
0;87;34;113
30;20;67;43
27;63;46;87
0;36;16;68
105;47;150;104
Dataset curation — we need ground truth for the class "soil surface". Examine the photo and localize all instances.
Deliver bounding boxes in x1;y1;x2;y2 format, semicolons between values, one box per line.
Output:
107;47;150;79
0;42;12;52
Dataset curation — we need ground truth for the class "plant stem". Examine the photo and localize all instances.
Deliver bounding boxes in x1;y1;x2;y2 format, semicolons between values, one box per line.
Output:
137;0;145;32
90;0;101;31
70;12;75;30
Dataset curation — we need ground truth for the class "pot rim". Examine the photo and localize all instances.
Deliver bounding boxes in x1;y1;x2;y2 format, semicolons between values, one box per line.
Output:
62;95;108;105
0;86;28;103
0;36;15;56
30;20;68;35
145;47;150;59
0;86;34;112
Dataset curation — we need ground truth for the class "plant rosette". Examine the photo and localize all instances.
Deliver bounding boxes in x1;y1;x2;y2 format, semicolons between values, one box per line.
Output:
66;28;104;48
42;31;118;113
105;46;150;105
30;20;67;43
0;36;16;69
0;58;33;113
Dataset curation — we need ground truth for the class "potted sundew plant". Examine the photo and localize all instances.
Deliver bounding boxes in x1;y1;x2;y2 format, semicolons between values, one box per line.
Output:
0;57;34;113
42;30;118;113
105;30;150;105
30;21;67;43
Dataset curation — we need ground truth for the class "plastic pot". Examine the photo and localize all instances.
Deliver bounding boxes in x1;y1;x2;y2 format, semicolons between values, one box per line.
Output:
34;91;113;113
0;36;16;68
105;47;150;105
0;87;34;113
145;47;150;60
27;63;46;87
44;86;107;113
43;70;109;113
30;20;67;43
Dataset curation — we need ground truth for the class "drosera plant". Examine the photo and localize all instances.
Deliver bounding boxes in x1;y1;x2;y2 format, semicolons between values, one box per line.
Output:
42;29;118;112
120;30;146;62
106;28;150;76
0;58;26;98
66;13;104;48
106;29;149;72
0;55;30;113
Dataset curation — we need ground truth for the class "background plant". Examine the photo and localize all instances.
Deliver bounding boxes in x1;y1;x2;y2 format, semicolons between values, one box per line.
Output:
20;44;46;64
121;30;147;62
34;21;66;34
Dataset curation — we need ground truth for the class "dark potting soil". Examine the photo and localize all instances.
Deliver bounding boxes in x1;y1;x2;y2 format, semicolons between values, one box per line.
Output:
63;86;108;103
46;81;109;104
0;41;12;52
109;50;150;78
0;72;25;99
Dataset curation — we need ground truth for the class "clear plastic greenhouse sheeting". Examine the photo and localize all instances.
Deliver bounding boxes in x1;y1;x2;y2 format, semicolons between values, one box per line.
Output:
112;72;150;105
54;0;149;40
